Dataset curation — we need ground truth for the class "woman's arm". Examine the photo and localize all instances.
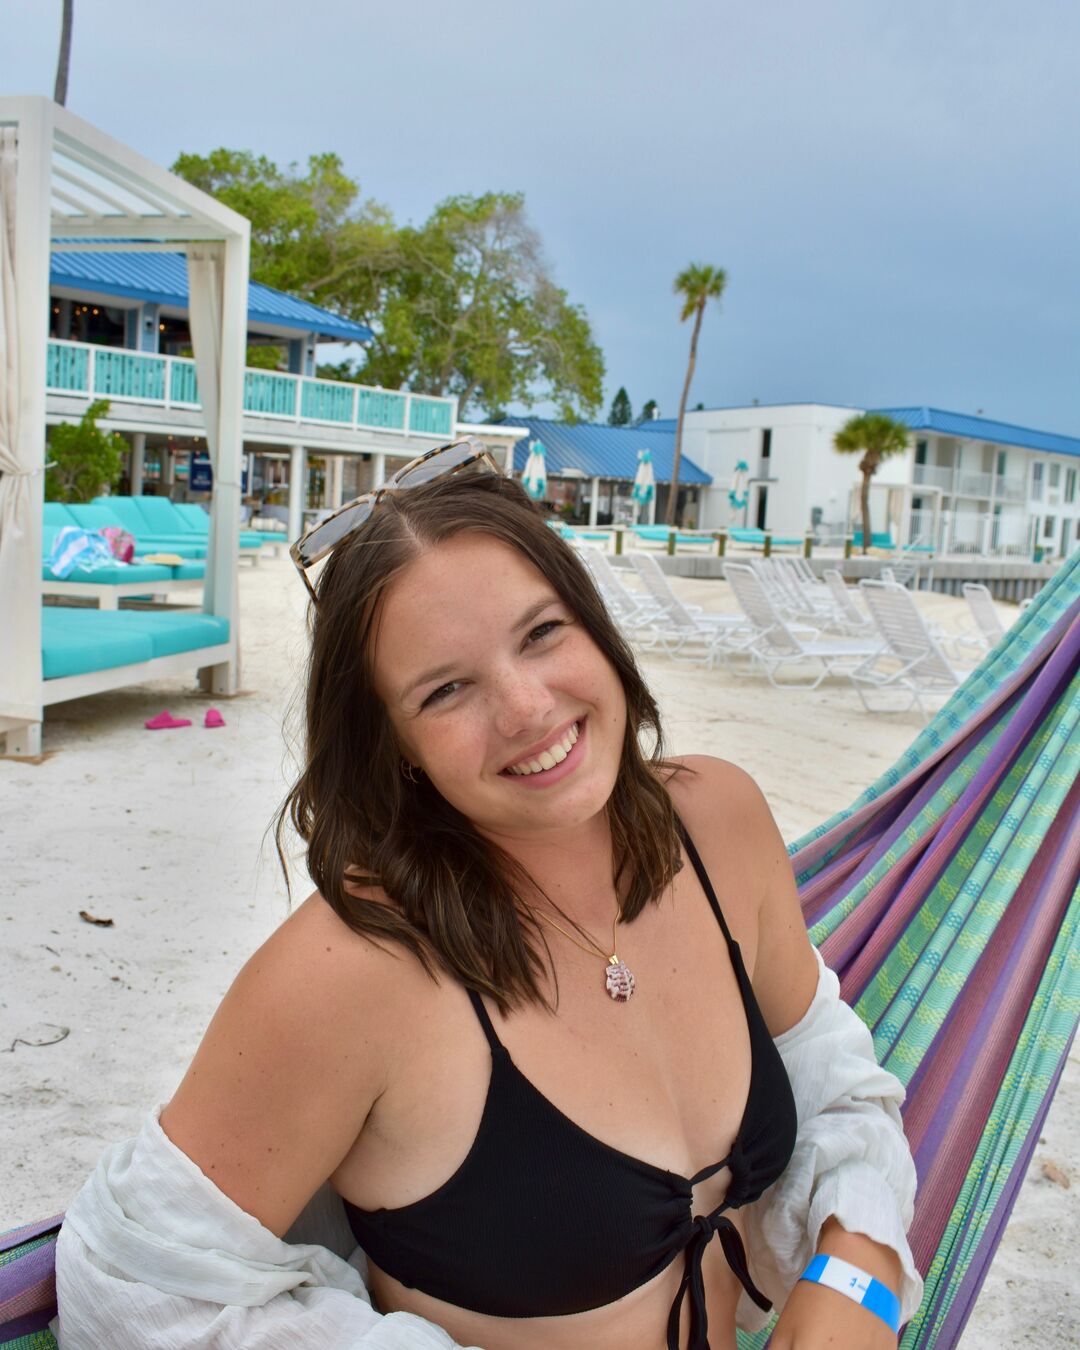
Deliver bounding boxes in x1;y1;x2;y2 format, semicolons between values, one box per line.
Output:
56;899;483;1348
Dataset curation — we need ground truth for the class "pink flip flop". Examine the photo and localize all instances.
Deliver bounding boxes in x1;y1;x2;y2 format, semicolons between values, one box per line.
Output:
144;710;192;730
204;708;226;729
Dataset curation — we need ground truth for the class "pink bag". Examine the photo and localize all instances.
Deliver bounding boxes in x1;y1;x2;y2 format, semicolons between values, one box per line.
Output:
99;526;135;563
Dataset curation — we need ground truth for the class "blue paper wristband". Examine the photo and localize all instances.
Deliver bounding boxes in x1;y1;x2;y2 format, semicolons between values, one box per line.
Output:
799;1253;901;1334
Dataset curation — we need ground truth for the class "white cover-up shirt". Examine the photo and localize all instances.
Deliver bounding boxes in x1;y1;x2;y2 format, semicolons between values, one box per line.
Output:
55;949;924;1348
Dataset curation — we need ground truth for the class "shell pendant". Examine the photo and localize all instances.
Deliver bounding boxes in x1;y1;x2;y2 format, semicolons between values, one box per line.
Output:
605;955;636;1002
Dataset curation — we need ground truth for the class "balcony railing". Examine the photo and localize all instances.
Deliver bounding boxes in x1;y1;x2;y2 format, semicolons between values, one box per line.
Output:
913;461;1030;504
45;338;457;441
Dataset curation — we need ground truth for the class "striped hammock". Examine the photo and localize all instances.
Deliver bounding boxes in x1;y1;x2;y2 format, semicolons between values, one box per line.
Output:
741;548;1080;1349
4;558;1077;1350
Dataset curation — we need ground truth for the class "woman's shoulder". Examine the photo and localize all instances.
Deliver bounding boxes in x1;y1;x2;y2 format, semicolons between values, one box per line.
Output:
661;753;772;837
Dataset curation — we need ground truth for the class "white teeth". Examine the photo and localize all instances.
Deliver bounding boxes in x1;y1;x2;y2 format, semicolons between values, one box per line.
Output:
506;720;581;776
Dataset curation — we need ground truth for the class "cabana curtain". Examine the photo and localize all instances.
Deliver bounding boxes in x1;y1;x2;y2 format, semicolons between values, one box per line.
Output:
740;550;1080;1349
0;126;41;724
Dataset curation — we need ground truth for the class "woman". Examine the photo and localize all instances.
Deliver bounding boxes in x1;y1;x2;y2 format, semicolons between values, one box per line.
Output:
56;440;922;1348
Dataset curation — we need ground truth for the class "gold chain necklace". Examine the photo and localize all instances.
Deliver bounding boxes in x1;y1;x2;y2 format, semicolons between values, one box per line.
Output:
532;904;636;1002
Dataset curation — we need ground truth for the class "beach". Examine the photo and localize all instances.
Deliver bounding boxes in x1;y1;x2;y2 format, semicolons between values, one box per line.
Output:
2;557;1075;1348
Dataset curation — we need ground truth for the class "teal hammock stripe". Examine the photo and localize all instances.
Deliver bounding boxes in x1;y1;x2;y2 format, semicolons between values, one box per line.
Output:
739;550;1080;1350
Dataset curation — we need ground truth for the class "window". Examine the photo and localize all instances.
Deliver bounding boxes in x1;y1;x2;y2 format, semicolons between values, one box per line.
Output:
1066;468;1077;504
1043;515;1056;540
915;439;928;465
996;450;1007;477
1032;462;1045;500
761;428;772;459
1049;463;1061;489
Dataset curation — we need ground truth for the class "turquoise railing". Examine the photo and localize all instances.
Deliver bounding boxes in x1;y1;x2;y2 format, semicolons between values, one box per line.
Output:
408;395;455;438
93;348;166;402
356;387;407;431
169;359;199;405
300;378;356;424
44;339;456;441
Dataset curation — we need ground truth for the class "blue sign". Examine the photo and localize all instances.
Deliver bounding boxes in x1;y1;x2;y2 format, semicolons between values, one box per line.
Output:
190;453;213;492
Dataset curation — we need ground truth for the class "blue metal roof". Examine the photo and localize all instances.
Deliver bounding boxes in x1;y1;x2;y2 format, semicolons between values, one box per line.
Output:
873;407;1080;460
50;249;372;343
503;417;712;485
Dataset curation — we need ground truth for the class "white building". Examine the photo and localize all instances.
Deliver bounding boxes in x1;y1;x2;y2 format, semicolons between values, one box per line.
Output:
660;403;1080;558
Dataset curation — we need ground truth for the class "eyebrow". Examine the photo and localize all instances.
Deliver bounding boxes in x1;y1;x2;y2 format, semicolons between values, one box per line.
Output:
400;594;562;704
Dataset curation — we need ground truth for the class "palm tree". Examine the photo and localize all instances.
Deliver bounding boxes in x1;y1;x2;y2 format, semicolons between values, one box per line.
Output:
54;0;74;106
833;412;911;554
667;263;726;525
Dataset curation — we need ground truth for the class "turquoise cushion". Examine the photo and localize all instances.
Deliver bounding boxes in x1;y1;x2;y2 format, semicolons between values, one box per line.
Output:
90;497;147;536
172;503;210;534
42;610;230;679
169;562;205;581
73;503;206;558
42;610;154;678
43;502;78;528
131;496;188;534
43;562;173;584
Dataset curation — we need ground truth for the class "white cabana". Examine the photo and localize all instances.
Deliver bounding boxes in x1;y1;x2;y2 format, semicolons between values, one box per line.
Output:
0;97;250;757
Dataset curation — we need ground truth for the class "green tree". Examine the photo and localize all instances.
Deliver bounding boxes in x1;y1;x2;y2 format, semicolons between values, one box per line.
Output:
361;192;604;420
171;149;399;321
45;400;126;503
833;412;911;554
668;263;726;524
638;398;659;423
608;386;632;426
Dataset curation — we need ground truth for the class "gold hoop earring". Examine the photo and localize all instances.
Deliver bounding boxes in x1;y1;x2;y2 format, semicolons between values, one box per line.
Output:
401;760;422;783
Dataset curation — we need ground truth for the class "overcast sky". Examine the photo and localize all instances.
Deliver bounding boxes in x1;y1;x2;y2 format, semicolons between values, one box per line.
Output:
4;0;1078;431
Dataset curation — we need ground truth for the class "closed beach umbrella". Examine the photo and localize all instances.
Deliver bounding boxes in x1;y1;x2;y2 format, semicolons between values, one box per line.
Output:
631;448;655;506
522;439;547;500
728;459;750;518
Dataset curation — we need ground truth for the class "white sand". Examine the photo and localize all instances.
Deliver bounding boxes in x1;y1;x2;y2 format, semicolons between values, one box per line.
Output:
2;557;1075;1347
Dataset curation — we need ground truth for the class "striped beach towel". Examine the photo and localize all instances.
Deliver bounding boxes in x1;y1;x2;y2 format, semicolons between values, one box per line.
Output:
740;550;1080;1348
0;1216;62;1348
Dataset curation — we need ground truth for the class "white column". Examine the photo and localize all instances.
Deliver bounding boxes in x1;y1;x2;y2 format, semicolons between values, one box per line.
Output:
328;454;345;510
131;432;146;494
288;445;307;542
589;477;601;527
162;447;175;491
371;451;387;490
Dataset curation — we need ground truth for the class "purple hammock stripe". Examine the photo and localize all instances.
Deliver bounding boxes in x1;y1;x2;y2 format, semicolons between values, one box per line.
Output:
828;610;1080;998
0;1215;62;1253
904;775;1079;1221
934;1029;1077;1347
863;676;1076;1064
789;600;1077;885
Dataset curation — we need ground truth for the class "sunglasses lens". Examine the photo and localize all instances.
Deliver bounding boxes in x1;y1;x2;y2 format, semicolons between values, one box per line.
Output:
298;499;374;566
394;439;483;488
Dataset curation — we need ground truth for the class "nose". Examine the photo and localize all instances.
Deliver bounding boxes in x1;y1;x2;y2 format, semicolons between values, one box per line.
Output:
489;658;556;741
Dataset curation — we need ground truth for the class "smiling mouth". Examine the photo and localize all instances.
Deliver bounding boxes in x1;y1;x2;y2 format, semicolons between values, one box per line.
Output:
501;718;583;776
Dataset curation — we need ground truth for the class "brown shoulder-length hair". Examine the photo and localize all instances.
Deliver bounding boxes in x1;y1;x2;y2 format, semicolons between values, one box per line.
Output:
276;470;683;1013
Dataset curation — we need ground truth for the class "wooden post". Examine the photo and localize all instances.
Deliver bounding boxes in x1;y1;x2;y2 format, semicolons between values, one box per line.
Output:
714;530;727;557
667;529;676;556
803;531;813;559
844;535;854;560
763;530;773;558
614;527;624;556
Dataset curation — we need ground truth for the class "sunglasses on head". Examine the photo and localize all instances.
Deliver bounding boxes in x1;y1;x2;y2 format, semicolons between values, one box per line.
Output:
289;437;503;601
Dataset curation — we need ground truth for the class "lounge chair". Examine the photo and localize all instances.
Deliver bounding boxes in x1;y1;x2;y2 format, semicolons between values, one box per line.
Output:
720;564;880;687
41;522;205;608
576;546;664;646
962;583;1008;650
59;503;207;559
98;497;265;562
848;580;968;718
628;553;751;662
823;569;878;637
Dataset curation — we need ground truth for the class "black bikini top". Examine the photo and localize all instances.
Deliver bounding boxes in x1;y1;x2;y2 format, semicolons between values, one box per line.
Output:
343;824;798;1350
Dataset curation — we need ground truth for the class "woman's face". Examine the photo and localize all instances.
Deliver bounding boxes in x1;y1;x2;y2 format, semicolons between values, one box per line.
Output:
371;532;628;842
